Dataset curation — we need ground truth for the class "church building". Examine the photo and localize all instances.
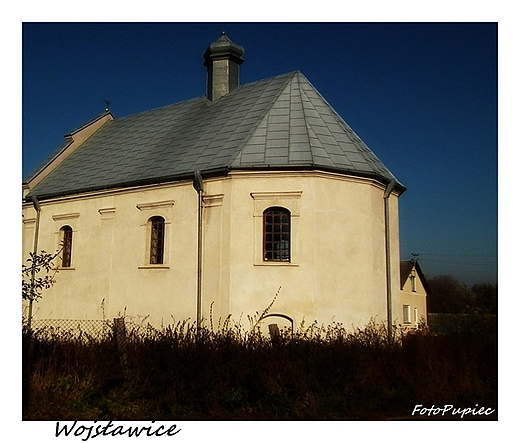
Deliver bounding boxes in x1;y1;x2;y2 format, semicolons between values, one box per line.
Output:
22;33;413;333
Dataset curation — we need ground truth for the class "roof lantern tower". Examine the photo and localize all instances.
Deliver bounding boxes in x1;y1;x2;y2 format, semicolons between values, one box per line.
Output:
203;32;245;101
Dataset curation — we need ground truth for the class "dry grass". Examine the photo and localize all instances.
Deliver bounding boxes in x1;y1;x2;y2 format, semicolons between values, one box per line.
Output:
22;314;497;420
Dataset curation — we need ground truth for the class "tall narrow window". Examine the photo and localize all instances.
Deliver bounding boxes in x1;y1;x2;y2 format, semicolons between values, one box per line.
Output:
403;305;411;324
410;274;417;292
149;216;165;264
263;207;290;262
60;225;73;267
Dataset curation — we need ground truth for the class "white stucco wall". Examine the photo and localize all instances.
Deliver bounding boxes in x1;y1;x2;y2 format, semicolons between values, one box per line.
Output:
22;170;401;331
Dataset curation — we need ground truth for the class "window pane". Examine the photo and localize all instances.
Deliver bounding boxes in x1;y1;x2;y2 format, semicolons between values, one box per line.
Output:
150;216;165;264
263;207;290;262
403;305;411;324
61;226;72;267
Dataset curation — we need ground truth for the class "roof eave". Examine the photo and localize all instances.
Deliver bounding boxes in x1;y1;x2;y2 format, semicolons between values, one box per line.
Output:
229;164;406;194
23;167;232;203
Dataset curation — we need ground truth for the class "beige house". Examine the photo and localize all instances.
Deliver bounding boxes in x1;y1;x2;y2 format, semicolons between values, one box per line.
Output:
22;33;410;333
399;260;429;328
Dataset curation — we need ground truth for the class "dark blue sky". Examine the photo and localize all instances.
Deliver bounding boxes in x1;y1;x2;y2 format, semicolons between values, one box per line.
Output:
21;22;498;286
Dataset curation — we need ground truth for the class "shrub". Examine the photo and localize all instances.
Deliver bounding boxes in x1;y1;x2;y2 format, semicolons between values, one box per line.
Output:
23;316;497;420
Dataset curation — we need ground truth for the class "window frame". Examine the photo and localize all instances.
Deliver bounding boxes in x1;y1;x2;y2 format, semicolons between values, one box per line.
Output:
263;207;291;262
251;191;301;267
403;304;411;325
60;225;73;268
52;212;79;270
136;200;174;269
149;216;165;265
410;274;417;292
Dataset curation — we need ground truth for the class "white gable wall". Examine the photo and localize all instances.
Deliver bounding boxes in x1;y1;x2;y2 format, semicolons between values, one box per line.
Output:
399;266;428;328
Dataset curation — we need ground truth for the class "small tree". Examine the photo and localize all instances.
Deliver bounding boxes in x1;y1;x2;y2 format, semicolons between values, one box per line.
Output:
22;249;60;326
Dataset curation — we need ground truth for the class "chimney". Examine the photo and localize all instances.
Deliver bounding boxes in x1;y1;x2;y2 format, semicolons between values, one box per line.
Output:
203;32;245;101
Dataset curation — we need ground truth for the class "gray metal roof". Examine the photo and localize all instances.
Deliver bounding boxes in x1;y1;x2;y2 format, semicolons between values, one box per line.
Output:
25;71;404;200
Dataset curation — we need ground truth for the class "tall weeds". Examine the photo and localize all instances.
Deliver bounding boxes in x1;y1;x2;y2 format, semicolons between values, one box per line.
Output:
22;315;497;420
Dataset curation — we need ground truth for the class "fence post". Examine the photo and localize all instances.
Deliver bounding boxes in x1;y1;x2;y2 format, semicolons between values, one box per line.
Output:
268;323;281;345
113;317;127;364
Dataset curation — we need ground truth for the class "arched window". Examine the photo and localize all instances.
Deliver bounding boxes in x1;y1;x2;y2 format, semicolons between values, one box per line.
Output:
263;207;290;262
149;216;165;264
60;225;73;267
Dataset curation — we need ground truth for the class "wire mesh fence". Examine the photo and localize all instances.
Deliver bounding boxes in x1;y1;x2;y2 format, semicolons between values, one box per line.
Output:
23;316;158;343
26;318;113;341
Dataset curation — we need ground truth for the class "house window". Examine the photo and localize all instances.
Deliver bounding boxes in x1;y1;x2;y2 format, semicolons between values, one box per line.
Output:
60;225;73;267
414;307;419;326
251;192;301;266
149;216;165;264
410;274;417;292
263;207;290;261
403;305;411;324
